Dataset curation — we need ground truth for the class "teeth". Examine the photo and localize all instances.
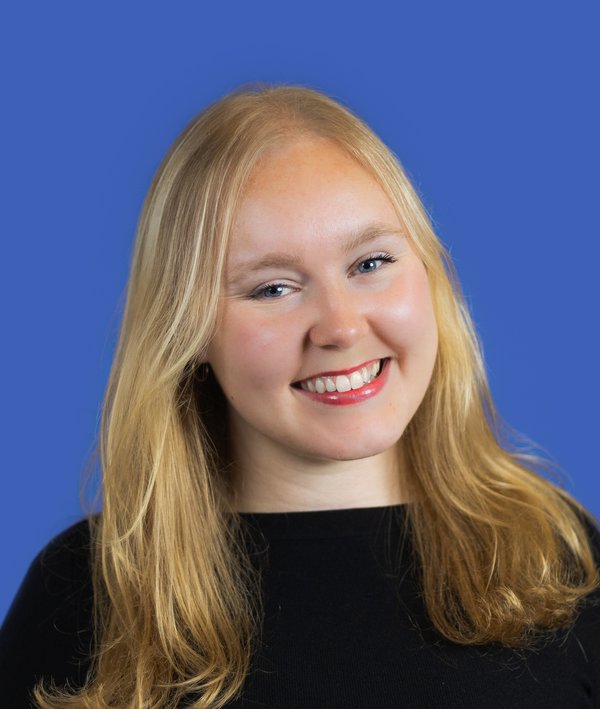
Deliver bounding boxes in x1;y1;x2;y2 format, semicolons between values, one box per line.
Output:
350;372;363;390
336;375;352;392
299;359;384;393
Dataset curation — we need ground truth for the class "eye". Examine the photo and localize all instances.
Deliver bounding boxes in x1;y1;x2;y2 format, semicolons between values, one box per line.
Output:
249;282;296;300
355;252;396;274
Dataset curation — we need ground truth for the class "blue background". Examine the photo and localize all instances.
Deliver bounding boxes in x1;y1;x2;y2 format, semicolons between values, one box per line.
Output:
1;1;598;622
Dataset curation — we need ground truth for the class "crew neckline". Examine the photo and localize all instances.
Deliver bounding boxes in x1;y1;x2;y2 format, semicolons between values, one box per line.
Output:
240;504;408;540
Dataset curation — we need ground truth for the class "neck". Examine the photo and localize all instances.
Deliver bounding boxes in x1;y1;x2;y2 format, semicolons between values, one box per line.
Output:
230;432;408;513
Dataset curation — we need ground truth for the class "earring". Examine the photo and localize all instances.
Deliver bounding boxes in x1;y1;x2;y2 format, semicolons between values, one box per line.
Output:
197;362;211;382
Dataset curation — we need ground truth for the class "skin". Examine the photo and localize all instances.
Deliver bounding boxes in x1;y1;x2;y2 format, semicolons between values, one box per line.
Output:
206;136;438;512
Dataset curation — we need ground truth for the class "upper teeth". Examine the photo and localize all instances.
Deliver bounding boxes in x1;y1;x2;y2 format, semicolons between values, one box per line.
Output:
300;360;382;393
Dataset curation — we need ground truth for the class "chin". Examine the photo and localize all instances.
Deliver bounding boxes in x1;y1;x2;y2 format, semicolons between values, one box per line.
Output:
305;428;404;462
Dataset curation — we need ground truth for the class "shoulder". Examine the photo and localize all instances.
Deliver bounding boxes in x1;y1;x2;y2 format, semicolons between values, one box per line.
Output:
36;516;94;577
5;516;94;613
0;517;96;705
16;517;94;611
565;512;600;693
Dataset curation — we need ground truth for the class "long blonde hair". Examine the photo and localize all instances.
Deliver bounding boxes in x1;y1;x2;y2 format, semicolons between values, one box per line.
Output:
36;84;599;708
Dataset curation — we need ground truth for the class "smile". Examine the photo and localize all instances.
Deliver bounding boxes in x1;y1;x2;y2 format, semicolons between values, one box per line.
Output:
296;359;384;393
292;358;390;406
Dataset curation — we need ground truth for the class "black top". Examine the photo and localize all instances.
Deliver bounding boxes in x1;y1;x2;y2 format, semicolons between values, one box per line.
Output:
1;505;600;708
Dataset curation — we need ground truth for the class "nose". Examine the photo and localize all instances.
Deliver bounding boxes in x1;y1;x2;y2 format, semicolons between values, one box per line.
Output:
307;289;369;349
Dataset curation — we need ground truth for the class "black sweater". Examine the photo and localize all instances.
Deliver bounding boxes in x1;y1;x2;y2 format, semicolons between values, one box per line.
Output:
1;505;600;708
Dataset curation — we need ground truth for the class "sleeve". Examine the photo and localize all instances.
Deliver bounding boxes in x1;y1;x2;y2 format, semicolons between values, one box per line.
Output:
0;519;95;708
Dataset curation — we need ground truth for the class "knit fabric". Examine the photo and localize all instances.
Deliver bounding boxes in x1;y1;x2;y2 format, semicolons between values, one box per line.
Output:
1;506;599;707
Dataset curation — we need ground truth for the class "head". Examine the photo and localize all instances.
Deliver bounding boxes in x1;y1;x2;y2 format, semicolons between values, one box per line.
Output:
114;84;483;504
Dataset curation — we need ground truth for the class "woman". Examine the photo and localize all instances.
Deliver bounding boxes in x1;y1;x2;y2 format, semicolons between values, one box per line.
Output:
1;84;599;708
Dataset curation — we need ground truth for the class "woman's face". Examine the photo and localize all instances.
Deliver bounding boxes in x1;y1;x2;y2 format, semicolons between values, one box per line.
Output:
207;136;438;465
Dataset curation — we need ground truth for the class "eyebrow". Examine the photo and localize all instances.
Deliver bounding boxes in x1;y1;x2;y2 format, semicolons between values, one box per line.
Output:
227;223;405;284
343;223;406;254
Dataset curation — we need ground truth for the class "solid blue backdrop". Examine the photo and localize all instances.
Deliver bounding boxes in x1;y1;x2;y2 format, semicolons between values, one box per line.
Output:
1;1;598;622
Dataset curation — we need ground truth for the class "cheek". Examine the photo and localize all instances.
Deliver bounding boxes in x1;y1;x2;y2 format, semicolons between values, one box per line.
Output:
379;266;438;356
210;309;299;389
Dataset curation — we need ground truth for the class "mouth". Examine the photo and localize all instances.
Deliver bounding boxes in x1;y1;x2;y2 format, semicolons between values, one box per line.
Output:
292;358;387;394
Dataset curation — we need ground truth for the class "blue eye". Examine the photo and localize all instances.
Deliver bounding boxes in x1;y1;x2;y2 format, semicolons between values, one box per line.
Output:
250;283;293;299
357;259;379;273
356;253;396;274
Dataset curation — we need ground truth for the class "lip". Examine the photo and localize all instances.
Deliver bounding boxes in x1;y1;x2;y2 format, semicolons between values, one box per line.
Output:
294;358;381;384
294;358;391;406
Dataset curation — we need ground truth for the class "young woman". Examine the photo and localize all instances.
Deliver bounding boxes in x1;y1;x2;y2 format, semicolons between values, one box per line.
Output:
1;85;599;708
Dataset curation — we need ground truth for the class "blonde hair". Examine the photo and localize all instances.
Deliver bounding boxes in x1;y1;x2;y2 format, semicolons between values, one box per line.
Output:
36;84;599;708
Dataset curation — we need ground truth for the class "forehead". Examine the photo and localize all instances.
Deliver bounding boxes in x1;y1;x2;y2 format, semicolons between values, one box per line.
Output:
227;136;402;264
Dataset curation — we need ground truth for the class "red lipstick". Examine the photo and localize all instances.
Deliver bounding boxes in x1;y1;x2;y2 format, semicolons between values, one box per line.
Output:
295;358;390;406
